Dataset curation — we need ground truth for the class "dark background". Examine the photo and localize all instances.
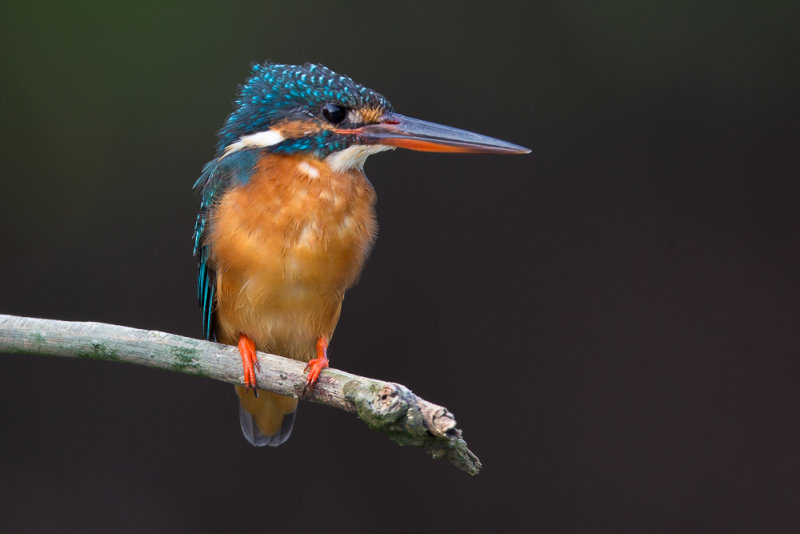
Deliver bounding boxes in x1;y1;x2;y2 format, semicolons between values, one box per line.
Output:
1;1;798;532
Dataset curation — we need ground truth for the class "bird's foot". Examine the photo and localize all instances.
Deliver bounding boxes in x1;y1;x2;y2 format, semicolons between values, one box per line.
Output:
238;333;260;396
303;336;329;396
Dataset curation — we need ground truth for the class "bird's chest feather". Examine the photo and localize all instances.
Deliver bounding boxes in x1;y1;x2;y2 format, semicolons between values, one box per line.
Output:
207;154;376;352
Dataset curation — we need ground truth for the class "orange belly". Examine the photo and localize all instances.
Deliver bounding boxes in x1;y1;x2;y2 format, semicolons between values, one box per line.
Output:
207;154;377;361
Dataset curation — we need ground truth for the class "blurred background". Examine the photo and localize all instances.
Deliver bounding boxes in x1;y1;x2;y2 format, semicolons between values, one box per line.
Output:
0;1;798;532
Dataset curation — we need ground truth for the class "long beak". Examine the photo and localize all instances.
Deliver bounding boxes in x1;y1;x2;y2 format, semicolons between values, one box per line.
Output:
335;112;530;154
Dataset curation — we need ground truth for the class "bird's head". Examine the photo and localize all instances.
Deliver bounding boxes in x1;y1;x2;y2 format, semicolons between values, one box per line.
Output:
214;62;529;172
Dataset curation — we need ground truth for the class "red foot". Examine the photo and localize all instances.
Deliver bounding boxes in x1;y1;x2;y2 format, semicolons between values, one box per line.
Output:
303;336;329;396
238;334;260;395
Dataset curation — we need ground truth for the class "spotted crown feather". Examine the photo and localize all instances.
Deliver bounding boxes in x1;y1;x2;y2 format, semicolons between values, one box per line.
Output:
217;62;392;154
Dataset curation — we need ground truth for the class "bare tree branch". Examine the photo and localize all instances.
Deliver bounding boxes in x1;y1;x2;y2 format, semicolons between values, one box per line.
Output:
0;314;481;475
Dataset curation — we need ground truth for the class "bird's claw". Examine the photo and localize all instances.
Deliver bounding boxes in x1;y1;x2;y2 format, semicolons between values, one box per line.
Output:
302;357;329;396
237;334;259;397
302;336;329;397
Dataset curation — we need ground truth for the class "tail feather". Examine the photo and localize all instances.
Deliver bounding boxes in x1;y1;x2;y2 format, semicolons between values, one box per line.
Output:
239;404;296;447
235;387;298;447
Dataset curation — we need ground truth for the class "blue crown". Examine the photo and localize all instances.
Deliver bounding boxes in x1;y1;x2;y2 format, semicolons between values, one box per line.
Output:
216;62;392;155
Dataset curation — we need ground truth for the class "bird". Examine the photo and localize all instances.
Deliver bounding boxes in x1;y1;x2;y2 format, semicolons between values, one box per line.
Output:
193;62;529;447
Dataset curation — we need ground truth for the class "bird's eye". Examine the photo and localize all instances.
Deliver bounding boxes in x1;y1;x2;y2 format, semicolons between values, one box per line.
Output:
322;103;347;124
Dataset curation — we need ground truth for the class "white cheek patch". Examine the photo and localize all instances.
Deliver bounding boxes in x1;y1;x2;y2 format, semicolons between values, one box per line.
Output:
221;129;285;158
324;144;393;173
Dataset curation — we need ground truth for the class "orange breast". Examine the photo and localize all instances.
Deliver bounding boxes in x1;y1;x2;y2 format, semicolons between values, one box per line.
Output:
207;154;377;361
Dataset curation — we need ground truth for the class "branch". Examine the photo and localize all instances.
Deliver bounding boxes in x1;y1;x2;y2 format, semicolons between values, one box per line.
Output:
0;314;481;475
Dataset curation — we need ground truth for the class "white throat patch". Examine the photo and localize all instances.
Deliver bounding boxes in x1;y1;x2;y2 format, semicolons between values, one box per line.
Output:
324;145;393;173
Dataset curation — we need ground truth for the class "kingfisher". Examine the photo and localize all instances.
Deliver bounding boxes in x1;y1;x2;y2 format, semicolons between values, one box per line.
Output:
193;62;529;447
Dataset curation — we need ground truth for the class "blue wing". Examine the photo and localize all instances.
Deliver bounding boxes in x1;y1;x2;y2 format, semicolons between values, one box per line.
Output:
193;160;221;341
193;150;261;341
